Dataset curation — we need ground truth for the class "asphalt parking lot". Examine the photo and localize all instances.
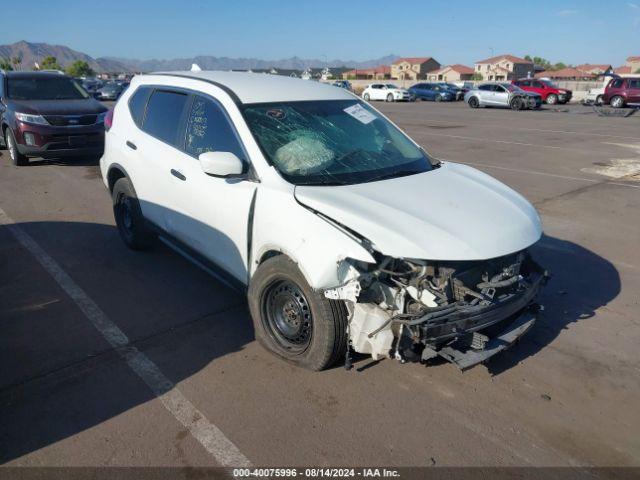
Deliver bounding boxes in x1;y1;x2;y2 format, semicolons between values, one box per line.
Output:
1;101;639;468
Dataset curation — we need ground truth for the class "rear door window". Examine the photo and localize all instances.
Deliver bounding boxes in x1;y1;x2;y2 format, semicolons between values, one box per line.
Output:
628;79;640;89
128;86;152;127
185;96;245;160
143;90;190;147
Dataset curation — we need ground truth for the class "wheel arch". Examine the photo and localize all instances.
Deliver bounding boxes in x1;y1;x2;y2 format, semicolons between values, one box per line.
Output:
106;163;130;193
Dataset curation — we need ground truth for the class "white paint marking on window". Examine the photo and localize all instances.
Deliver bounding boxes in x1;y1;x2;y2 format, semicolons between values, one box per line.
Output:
0;207;252;467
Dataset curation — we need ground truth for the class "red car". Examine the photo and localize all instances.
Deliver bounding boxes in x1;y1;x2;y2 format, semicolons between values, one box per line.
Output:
603;77;640;108
512;78;572;105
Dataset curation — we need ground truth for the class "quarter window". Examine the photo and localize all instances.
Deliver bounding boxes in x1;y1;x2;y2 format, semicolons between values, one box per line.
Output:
185;96;245;159
128;86;152;127
143;90;189;147
628;79;640;89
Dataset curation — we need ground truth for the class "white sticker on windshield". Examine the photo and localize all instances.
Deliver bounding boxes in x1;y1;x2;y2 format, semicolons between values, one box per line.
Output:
344;104;377;125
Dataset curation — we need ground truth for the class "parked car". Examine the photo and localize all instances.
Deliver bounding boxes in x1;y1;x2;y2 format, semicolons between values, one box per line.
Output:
98;81;129;101
0;71;108;165
81;78;103;98
512;78;572;105
603;77;640;108
408;83;454;102
362;83;412;102
332;80;352;91
465;83;542;110
437;82;465;100
100;71;546;371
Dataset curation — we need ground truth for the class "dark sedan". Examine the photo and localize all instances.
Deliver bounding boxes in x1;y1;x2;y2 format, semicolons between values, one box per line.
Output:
408;83;455;102
0;71;107;165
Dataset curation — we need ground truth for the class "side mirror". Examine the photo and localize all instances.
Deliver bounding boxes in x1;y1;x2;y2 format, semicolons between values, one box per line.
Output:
199;151;244;177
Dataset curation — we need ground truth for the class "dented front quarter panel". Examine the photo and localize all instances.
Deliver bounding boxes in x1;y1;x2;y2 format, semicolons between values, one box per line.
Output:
251;177;376;289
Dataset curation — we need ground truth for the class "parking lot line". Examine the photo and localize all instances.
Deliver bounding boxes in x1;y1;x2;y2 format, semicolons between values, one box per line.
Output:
403;118;640;141
0;206;252;468
408;130;602;154
451;160;640;189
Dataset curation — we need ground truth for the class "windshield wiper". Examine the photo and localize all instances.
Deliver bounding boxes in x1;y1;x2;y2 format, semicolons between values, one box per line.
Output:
367;169;423;183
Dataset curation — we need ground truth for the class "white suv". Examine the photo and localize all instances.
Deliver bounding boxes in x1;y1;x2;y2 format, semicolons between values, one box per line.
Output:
100;71;546;371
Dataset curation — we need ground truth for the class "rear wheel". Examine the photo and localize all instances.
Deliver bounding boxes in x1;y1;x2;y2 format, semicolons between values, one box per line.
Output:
610;96;625;108
386;93;394;102
468;96;479;108
546;94;558;105
363;93;370;101
112;177;155;250
4;128;28;166
248;255;348;371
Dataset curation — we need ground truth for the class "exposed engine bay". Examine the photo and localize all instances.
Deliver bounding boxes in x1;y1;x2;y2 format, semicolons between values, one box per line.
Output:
325;250;548;370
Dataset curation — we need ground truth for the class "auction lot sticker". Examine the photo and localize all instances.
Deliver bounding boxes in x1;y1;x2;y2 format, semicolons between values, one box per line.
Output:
344;104;377;124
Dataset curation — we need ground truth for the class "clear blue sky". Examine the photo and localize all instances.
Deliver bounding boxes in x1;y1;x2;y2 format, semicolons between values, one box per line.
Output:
2;0;638;65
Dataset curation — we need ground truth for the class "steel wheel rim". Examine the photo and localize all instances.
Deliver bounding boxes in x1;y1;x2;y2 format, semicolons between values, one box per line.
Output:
117;195;134;240
262;280;313;353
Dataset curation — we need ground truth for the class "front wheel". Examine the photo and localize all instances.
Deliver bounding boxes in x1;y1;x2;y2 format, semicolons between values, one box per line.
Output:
610;96;625;108
386;93;394;102
5;129;28;166
595;95;604;106
546;94;558;105
468;96;479;108
248;255;348;371
510;97;525;110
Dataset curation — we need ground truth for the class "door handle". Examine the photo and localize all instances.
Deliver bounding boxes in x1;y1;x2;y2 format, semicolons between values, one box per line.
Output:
126;141;137;150
170;169;186;181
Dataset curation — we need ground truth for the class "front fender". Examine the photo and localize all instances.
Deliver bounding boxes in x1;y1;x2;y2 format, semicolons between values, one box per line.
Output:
251;186;375;289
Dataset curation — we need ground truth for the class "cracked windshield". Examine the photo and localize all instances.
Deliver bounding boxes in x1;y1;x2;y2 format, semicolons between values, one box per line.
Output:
243;100;433;185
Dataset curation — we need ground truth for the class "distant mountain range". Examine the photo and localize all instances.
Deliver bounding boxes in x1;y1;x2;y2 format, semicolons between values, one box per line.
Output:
0;41;399;73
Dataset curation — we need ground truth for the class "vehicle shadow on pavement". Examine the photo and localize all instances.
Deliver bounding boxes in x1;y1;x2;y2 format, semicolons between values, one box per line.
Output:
24;155;101;167
0;220;253;464
487;234;621;375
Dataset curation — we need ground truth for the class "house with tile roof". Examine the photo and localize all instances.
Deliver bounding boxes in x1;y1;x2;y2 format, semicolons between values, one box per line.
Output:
391;57;440;80
575;64;613;75
426;64;474;82
473;54;534;81
535;68;596;80
624;56;640;73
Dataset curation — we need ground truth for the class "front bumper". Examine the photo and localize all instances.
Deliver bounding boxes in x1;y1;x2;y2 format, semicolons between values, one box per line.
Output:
14;123;105;158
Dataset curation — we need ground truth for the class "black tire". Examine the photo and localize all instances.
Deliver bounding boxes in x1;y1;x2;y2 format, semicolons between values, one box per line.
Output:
386;93;394;102
546;94;558;105
610;96;625;108
435;95;442;102
510;97;525;111
112;177;155;250
248;255;348;371
468;96;479;108
4;128;28;166
363;93;370;101
595;95;604;106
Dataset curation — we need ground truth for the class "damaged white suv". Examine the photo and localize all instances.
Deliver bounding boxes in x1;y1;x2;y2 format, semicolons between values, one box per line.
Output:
100;71;547;371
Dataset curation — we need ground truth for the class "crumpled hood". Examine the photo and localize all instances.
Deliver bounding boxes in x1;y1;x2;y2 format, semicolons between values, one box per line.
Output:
294;162;542;261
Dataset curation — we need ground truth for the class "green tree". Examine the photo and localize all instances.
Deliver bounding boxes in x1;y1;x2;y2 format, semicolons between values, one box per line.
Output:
0;58;13;70
470;73;483;81
65;60;94;78
11;55;22;71
39;55;62;71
